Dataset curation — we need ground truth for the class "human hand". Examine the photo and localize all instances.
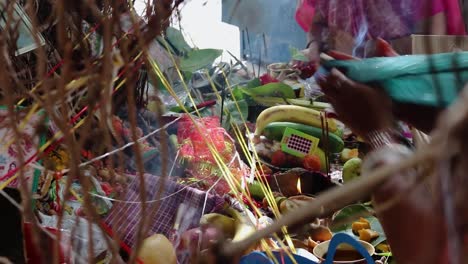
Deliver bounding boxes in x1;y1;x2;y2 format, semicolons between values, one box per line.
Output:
306;41;320;62
317;69;395;137
290;44;320;79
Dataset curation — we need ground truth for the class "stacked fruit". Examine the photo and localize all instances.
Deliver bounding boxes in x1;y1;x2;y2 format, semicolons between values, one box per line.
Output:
253;105;344;172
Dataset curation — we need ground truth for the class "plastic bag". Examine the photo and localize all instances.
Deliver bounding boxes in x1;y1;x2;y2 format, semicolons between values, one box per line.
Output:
178;115;234;164
177;115;249;195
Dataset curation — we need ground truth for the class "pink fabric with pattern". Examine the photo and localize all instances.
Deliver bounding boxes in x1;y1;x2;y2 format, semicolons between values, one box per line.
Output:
295;0;316;33
295;0;466;37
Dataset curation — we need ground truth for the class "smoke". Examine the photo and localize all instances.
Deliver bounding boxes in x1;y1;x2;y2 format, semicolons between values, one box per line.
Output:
318;0;418;58
352;0;369;57
359;0;415;57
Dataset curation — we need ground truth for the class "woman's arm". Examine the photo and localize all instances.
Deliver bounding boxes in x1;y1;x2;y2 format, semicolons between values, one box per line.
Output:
318;69;447;263
415;12;447;34
306;12;328;61
363;144;446;264
415;0;447;35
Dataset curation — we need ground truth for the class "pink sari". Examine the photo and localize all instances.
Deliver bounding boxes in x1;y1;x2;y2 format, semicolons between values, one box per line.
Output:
295;0;316;33
295;0;466;37
421;0;466;35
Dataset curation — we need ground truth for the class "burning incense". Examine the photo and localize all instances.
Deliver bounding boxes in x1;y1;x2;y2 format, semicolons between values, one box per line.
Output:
325;116;331;175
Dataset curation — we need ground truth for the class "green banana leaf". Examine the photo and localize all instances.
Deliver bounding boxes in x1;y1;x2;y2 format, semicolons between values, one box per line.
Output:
331;204;387;247
231;86;245;101
246;78;262;88
165;27;192;55
179;49;223;72
322;52;468;108
217;99;249;130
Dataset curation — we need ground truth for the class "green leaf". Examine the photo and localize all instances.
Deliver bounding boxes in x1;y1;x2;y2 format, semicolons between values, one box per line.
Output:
179;49;223;72
246;78;261;88
218;99;249;130
241;82;296;98
331;204;370;232
157;36;176;54
182;71;193;82
290;46;309;62
331;204;387;247
165;27;192;54
231;86;245;101
368;216;387;246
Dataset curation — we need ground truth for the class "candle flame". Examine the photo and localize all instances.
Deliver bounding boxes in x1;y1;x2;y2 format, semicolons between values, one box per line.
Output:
297;177;302;194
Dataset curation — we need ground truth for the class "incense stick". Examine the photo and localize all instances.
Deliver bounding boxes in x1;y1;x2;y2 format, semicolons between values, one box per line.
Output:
245;28;256;77
320;113;330;175
325;116;331;175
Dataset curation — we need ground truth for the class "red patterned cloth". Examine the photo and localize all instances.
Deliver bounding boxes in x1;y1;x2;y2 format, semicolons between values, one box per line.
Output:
103;174;225;249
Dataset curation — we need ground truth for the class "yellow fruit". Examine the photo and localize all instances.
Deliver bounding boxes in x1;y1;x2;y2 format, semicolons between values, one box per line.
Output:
138;234;177;264
200;213;236;239
225;207;256;244
341;148;359;163
376;243;391;253
358;229;380;242
254;105;338;136
352;221;371;234
309;226;333;242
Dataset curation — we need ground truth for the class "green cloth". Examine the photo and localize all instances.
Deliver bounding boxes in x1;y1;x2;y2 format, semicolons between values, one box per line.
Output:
323;52;468;107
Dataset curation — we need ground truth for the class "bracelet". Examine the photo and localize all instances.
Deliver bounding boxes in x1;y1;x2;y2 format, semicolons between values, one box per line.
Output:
362;143;413;175
306;40;316;49
365;128;400;150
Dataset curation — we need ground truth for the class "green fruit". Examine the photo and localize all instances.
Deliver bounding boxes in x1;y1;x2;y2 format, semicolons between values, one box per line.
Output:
342;158;362;183
263;122;344;153
314;148;326;172
247;181;266;200
340;148;359;163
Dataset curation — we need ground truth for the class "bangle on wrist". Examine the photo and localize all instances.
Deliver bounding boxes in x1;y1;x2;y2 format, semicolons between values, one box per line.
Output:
362;143;413;178
365;128;400;150
306;40;316;49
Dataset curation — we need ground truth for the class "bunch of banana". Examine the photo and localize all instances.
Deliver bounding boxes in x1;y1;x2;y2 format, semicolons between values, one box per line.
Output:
254;105;338;137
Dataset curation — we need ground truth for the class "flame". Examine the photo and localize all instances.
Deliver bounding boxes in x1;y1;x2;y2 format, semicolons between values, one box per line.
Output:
297;177;302;194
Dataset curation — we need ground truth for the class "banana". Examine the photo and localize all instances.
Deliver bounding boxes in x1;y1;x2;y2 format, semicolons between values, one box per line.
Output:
225;207;257;244
254;105;337;136
263;122;344;153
